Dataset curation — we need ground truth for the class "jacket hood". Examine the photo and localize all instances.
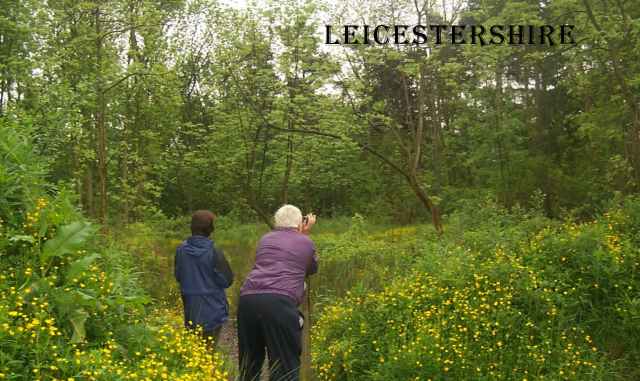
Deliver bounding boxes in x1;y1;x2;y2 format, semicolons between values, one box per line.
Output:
182;235;213;257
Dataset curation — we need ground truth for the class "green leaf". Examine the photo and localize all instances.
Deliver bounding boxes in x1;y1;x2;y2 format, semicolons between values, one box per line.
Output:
69;308;88;343
75;289;96;301
41;222;96;261
429;195;443;206
66;253;101;283
38;211;49;238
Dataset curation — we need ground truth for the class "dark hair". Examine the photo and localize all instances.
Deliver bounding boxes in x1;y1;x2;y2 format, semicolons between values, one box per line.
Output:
191;210;216;236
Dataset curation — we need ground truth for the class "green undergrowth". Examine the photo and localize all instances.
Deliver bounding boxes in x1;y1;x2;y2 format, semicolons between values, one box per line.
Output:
78;182;640;381
311;199;640;380
0;122;227;380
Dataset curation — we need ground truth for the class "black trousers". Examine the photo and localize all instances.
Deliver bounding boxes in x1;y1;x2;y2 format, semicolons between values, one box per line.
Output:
237;293;302;381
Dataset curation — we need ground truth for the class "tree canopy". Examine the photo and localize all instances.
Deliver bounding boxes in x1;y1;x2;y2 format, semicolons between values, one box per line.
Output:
2;0;638;227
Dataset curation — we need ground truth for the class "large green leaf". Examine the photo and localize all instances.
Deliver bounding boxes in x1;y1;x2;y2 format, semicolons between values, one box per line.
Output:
41;222;96;261
66;253;101;283
69;308;88;343
52;289;95;318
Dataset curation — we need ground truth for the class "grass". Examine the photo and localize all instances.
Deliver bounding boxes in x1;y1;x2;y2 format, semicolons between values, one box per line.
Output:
109;199;640;380
311;201;640;380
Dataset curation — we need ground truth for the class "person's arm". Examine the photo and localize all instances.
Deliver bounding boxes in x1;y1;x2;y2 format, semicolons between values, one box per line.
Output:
300;213;316;235
307;253;318;275
212;247;234;288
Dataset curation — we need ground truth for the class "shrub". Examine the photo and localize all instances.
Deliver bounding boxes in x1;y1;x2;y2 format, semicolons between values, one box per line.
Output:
311;219;424;308
312;200;640;380
0;121;227;380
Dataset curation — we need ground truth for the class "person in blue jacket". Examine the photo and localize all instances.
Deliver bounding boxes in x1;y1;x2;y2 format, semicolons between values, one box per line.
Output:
175;210;233;347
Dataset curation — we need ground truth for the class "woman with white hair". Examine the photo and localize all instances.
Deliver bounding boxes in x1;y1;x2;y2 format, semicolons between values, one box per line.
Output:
238;204;317;381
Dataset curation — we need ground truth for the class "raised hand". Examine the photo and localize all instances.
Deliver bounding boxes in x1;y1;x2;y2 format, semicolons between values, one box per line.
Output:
301;213;316;234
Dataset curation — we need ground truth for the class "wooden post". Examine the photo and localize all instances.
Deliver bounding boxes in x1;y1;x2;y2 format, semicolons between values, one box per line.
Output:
301;277;312;380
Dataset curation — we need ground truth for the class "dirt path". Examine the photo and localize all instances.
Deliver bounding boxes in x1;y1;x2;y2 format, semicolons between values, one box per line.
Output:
217;317;269;381
216;240;269;380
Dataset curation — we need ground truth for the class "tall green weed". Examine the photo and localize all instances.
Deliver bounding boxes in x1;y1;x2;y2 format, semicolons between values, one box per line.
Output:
0;121;227;380
312;199;640;380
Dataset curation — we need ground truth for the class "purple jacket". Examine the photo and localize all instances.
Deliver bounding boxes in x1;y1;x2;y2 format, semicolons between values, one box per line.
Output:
240;228;318;305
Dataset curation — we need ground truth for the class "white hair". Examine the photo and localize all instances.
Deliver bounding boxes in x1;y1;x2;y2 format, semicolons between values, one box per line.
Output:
274;204;303;228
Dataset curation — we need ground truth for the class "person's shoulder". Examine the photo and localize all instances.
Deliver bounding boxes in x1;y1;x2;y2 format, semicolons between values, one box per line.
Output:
262;230;279;238
259;230;278;242
294;232;315;248
296;232;313;242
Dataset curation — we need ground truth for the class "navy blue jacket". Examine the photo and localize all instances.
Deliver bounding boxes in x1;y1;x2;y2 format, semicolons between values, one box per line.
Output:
175;235;233;331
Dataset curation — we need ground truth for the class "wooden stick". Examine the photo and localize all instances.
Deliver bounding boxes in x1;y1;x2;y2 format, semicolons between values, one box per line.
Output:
301;277;312;381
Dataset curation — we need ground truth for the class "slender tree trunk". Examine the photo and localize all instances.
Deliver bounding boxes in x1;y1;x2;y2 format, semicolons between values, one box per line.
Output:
282;131;293;204
628;108;640;185
0;27;5;114
495;63;509;205
430;112;443;195
4;75;11;105
94;4;108;224
534;69;553;216
282;45;298;206
247;190;274;229
121;142;130;224
0;78;5;116
415;67;443;234
122;5;142;223
71;138;82;209
245;120;273;228
84;164;95;218
408;173;443;234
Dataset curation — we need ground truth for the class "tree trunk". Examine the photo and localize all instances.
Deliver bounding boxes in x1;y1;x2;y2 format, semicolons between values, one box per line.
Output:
246;191;274;229
120;3;139;225
282;131;293;204
94;4;108;224
415;67;443;234
534;69;553;216
83;164;95;218
627;108;640;185
408;173;443;234
0;77;5;116
495;62;509;205
121;142;130;224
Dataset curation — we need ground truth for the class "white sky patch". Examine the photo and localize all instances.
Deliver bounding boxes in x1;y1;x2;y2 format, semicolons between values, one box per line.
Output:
179;0;467;97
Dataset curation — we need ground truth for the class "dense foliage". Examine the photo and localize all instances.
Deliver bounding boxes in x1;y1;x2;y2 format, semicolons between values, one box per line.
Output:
2;0;640;380
0;123;227;380
1;0;638;225
311;201;640;380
